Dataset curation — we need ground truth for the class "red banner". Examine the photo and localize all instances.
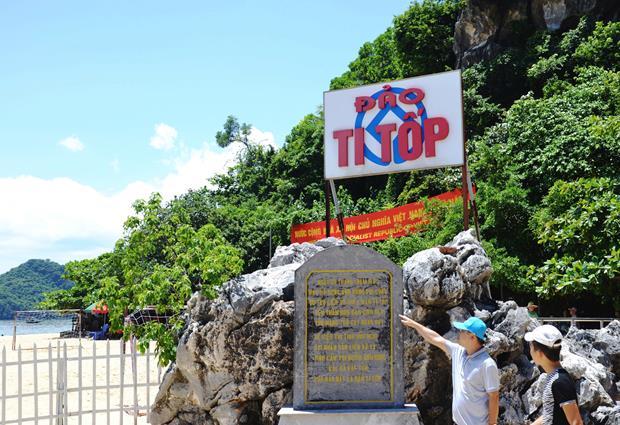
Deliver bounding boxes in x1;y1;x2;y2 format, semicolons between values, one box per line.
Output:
290;188;463;244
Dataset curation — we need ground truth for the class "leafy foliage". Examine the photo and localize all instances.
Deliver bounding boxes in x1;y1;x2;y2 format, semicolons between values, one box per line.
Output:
330;29;404;90
528;178;620;311
98;194;243;364
574;20;620;70
393;0;463;77
215;115;252;148
39;253;120;311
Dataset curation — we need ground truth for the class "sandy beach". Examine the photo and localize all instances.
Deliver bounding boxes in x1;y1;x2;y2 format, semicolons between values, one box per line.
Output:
1;333;164;425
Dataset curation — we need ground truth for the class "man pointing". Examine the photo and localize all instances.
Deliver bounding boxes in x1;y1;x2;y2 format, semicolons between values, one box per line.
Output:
400;314;500;425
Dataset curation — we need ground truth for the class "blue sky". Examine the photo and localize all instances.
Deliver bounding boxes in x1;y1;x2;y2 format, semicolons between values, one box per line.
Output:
0;1;410;273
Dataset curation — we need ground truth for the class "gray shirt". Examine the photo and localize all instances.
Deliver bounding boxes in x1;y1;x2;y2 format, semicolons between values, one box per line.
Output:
445;340;500;425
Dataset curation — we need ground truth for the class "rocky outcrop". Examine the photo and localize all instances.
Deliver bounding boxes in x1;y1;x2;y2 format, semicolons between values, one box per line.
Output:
150;239;344;425
150;231;620;425
454;0;620;67
403;230;493;310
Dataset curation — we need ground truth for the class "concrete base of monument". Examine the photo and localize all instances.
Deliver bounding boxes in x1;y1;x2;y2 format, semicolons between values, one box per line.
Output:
277;404;421;425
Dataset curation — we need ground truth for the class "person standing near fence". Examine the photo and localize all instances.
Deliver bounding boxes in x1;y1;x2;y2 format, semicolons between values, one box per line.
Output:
526;324;583;425
400;315;500;425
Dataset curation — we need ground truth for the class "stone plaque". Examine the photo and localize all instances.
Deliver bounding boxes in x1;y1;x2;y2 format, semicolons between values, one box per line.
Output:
293;245;404;410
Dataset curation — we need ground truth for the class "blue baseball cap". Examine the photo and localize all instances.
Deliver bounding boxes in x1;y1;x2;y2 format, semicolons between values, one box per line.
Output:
453;317;487;340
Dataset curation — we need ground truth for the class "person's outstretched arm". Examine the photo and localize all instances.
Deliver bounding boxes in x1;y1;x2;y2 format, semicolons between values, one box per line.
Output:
399;314;449;355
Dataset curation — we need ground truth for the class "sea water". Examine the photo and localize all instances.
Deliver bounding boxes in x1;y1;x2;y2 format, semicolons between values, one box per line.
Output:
0;318;73;336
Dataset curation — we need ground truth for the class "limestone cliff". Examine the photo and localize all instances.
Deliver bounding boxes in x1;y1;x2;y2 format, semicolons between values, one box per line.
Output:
454;0;620;67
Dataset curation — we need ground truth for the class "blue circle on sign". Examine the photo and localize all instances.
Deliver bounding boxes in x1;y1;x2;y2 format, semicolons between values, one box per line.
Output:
354;87;428;166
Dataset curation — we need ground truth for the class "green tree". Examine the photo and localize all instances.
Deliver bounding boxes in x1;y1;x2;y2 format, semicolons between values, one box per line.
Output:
39;253;121;310
215;115;252;148
270;111;324;206
393;0;463;77
471;67;620;204
528;178;620;315
99;193;243;364
330;28;403;89
574;20;620;71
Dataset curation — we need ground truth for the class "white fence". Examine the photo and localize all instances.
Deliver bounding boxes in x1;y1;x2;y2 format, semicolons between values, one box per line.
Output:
1;339;163;425
538;317;616;329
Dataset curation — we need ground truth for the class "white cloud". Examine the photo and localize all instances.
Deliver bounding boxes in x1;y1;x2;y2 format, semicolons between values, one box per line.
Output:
157;126;277;198
248;127;277;149
0;177;154;242
0;126;277;273
59;136;84;152
149;123;178;150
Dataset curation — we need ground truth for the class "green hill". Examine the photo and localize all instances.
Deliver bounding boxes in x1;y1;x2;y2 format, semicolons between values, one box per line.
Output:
0;259;73;319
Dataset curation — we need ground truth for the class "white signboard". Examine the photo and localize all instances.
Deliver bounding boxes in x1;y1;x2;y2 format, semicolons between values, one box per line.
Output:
324;70;464;180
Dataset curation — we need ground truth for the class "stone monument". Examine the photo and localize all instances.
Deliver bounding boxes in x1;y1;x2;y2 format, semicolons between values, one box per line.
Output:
278;245;420;425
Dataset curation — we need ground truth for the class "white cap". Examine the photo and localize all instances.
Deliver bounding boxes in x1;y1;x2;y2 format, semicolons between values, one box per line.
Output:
524;325;563;348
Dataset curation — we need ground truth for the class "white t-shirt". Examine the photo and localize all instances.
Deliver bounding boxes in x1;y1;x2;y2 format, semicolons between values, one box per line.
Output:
445;340;500;425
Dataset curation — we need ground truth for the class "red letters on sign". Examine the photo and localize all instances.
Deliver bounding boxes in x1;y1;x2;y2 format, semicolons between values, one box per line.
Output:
334;128;367;166
335;86;452;168
378;91;397;109
397;121;423;161
333;130;353;167
398;88;425;105
354;128;365;165
375;123;396;163
354;96;376;112
423;117;449;157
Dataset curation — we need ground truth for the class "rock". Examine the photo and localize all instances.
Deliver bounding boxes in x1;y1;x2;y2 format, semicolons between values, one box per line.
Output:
596;320;620;377
454;0;620;67
402;230;493;309
261;389;292;425
447;229;486;262
314;237;346;249
461;254;493;286
403;329;453;424
590;405;620;424
152;237;620;425
540;0;599;31
498;363;533;425
268;237;345;269
453;0;501;66
149;367;195;425
491;305;538;362
447;305;470;323
448;230;493;300
522;370;549;419
474;309;492;322
491;300;519;326
485;329;513;359
563;321;620;389
149;291;294;424
403;248;466;308
560;347;615;409
268;243;322;268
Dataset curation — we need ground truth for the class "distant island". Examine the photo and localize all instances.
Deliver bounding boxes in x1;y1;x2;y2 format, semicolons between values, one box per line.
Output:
0;259;73;319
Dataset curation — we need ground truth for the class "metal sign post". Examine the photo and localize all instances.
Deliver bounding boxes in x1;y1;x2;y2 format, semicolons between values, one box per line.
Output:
325;180;331;237
329;180;347;241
